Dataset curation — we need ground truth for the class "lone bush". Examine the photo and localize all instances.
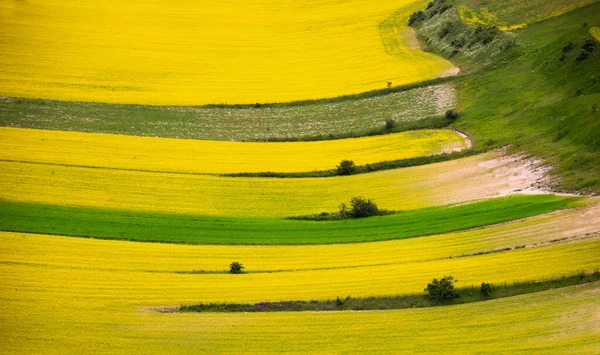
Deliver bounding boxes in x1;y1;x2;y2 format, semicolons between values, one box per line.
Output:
408;10;426;26
385;119;396;129
480;282;493;298
445;109;460;120
229;261;245;274
425;275;459;301
349;197;380;218
336;160;356;175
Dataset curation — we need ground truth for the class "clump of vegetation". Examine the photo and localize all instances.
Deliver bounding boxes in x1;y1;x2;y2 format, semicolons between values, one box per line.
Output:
408;0;452;26
576;39;596;62
409;0;509;64
445;109;460;120
290;197;389;221
349;196;380;218
385;119;396;129
425;275;459;301
562;42;575;53
480;282;493;298
229;261;245;274
336;159;356;175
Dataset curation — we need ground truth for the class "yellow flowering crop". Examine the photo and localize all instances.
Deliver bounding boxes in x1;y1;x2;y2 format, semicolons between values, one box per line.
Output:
0;151;543;217
0;230;599;353
0;127;468;174
591;27;600;42
0;0;454;105
3;201;597;274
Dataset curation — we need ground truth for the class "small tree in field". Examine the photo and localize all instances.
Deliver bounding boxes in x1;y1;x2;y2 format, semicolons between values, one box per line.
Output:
385;119;396;129
229;261;245;274
336;160;356;175
425;275;459;301
349;197;380;218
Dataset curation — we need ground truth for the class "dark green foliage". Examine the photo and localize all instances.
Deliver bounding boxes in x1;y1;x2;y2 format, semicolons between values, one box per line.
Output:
408;10;426;26
438;22;454;39
336;159;356;175
425;275;459;301
480;282;493;298
582;39;596;52
409;0;450;26
229;262;245;274
562;42;575;53
445;109;459;120
349;197;380;218
576;39;596;62
178;271;600;312
335;296;349;306
385;119;396;129
412;3;507;62
470;26;501;47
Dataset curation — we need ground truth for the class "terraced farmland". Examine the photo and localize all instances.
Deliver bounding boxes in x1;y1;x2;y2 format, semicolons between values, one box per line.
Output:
0;127;468;174
1;0;599;353
0;151;548;217
1;227;599;352
0;194;585;244
0;0;454;105
0;84;456;141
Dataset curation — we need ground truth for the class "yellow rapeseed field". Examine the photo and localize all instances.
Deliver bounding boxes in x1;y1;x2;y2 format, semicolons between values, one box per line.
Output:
0;0;454;105
0;127;468;174
591;27;600;42
3;202;598;274
0;230;599;353
0;151;545;217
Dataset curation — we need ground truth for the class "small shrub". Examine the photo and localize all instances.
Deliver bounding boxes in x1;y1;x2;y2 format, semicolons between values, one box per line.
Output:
480;282;493;298
445;109;460;120
385;119;396;129
559;53;566;62
335;296;345;306
562;42;575;53
582;39;596;52
336;159;356;175
425;275;459;301
229;261;245;274
338;203;350;218
451;37;466;48
438;22;454;39
408;10;426;26
576;51;590;62
350;197;380;218
502;39;516;51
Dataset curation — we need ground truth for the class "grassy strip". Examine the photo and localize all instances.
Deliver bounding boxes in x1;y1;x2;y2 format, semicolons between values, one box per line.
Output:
0;195;583;245
177;270;600;312
0;78;456;142
224;149;480;178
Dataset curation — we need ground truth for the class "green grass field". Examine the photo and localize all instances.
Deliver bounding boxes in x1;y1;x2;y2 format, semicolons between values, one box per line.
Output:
0;194;582;244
